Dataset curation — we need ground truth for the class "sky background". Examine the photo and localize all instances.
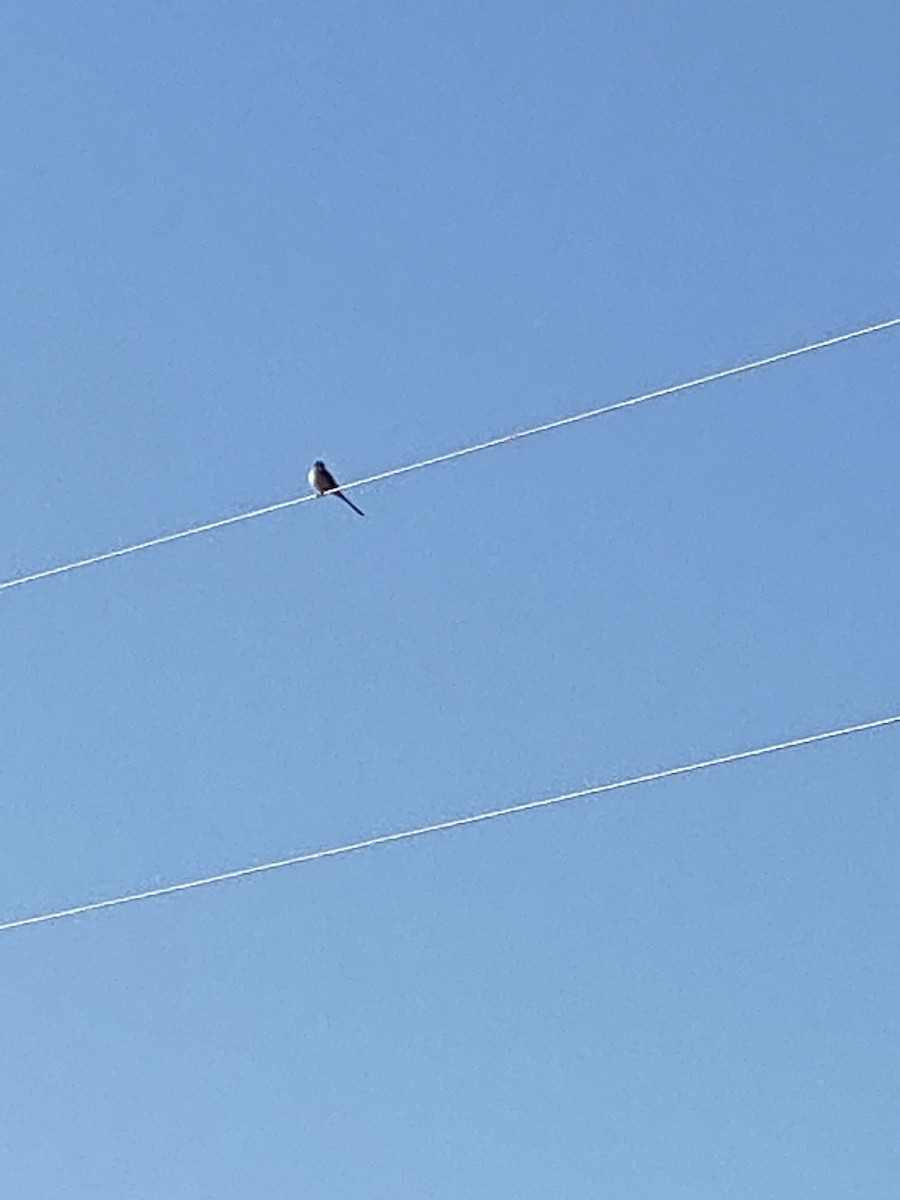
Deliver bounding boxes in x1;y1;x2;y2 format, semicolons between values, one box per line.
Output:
2;2;899;1196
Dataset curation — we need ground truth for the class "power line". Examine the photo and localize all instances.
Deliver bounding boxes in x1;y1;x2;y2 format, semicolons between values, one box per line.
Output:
2;711;897;936
1;315;899;597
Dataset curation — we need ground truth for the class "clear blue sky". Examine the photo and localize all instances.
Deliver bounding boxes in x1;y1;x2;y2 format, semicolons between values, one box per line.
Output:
2;2;899;1195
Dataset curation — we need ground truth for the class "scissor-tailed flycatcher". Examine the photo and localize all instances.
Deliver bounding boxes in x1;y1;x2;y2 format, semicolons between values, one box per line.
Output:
308;460;365;516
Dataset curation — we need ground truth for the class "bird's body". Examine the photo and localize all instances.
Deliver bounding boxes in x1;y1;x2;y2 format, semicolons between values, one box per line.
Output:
308;460;365;516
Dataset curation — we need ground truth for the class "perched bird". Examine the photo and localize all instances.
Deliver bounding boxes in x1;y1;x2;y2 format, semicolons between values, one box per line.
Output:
308;460;365;516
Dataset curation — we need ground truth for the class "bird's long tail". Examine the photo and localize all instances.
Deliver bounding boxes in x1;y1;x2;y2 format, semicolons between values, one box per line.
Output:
336;490;365;517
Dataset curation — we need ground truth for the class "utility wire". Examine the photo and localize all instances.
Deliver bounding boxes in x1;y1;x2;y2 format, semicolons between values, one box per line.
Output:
2;711;897;936
2;315;899;597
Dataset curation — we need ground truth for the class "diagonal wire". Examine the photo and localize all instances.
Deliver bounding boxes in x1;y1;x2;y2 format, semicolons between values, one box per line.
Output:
1;315;899;597
2;711;898;936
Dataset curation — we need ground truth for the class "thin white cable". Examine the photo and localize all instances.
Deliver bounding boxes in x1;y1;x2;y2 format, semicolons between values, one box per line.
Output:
2;711;897;935
2;315;899;596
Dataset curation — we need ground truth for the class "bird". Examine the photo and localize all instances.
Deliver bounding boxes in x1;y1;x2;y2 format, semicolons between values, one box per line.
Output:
308;460;365;516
